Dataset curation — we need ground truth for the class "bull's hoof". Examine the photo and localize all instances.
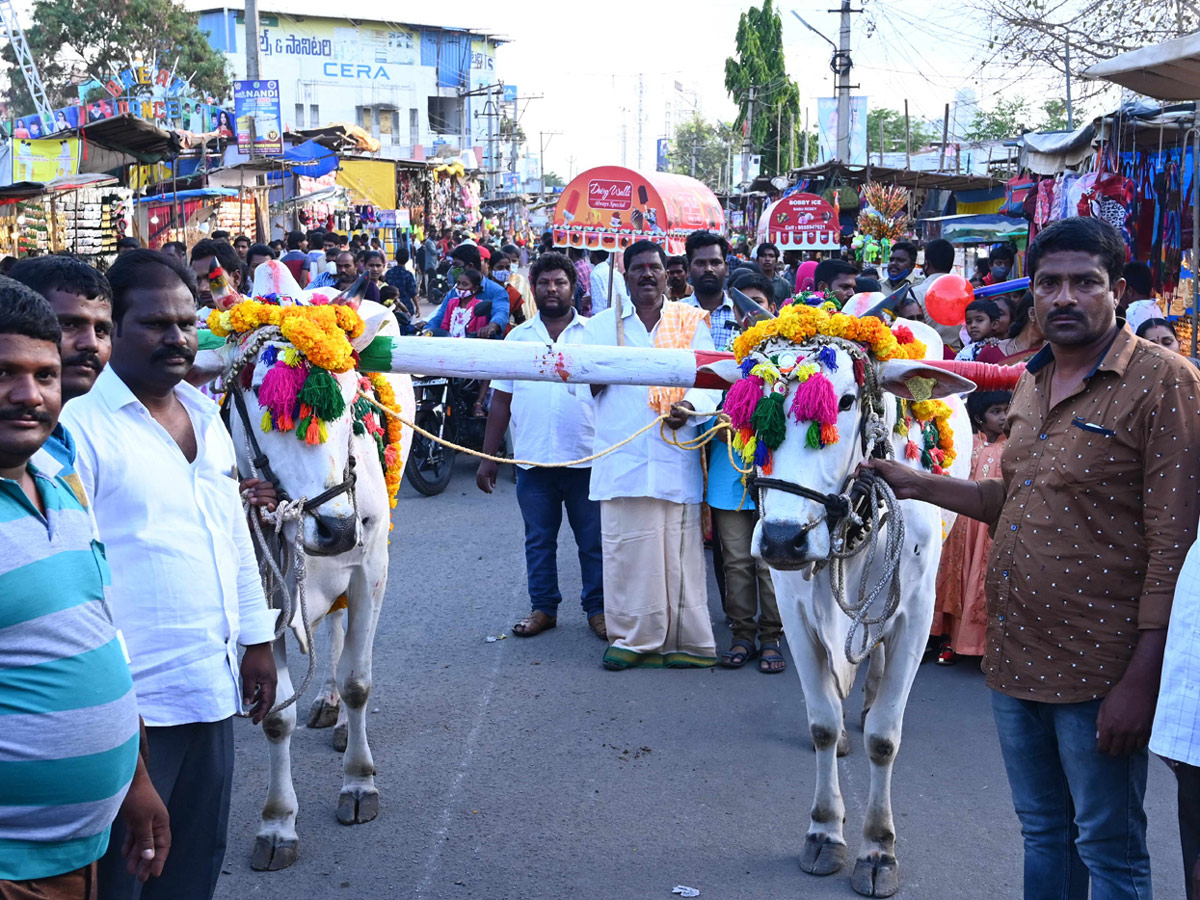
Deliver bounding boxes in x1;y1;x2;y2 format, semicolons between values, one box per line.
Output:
250;835;299;871
333;723;347;752
799;834;847;876
837;729;851;757
307;698;340;729
851;855;899;897
337;788;379;825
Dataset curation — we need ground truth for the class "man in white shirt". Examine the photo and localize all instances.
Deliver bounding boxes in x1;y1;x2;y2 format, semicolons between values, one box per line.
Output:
476;251;605;642
582;240;720;670
1151;539;1200;900
587;249;629;315
61;250;278;900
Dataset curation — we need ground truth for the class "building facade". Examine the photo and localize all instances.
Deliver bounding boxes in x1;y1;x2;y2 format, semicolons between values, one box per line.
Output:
193;6;502;162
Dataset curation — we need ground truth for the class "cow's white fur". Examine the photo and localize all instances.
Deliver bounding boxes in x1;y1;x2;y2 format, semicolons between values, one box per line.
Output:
728;320;972;897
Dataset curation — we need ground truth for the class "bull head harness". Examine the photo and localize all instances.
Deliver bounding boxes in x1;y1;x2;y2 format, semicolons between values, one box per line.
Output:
223;329;359;517
743;336;906;664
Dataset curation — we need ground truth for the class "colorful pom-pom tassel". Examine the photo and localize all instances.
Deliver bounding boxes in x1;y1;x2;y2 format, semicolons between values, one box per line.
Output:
738;358;756;377
805;421;822;448
817;345;838;370
820;423;839;445
905;440;920;460
260;345;278;367
283;346;302;367
790;371;838;426
754;439;770;468
741;435;757;465
724;375;763;428
750;392;788;450
853;356;865;387
298;367;346;422
260;410;273;433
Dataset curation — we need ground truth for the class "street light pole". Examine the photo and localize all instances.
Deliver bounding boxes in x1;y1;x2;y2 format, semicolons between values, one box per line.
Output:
244;0;260;79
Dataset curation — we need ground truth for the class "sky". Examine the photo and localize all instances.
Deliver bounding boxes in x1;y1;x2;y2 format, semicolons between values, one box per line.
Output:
475;0;1112;179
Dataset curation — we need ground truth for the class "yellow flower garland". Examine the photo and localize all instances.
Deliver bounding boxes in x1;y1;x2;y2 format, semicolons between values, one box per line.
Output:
732;304;928;363
208;301;365;373
367;373;404;511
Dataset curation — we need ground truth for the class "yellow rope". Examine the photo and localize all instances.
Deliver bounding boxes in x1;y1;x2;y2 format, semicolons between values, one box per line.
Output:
358;393;710;468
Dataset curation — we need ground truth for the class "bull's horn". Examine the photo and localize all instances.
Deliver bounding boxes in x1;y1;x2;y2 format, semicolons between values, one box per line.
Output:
337;273;371;303
920;359;1025;390
862;284;912;322
730;286;776;321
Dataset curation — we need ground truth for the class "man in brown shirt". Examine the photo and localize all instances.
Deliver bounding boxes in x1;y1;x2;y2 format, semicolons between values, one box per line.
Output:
871;217;1200;900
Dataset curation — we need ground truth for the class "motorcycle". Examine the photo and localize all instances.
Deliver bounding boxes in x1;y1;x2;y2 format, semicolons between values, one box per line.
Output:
404;301;510;496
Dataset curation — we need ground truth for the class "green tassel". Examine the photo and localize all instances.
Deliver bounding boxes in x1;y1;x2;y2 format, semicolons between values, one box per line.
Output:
751;392;787;450
298;367;346;422
297;414;312;441
805;421;822;448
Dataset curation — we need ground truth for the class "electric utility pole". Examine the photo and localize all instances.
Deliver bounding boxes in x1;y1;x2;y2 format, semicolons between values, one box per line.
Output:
244;0;260;79
833;0;857;162
741;85;756;185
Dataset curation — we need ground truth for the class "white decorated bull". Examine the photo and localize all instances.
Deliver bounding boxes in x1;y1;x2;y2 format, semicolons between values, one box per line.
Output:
195;261;414;870
704;303;1011;897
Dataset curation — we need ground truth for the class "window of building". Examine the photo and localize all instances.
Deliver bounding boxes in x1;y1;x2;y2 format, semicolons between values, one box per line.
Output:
427;97;462;136
410;108;419;149
309;104;319;127
294;103;305;128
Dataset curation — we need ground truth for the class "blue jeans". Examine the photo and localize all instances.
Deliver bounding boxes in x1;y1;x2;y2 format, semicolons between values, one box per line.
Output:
515;466;603;618
991;691;1151;900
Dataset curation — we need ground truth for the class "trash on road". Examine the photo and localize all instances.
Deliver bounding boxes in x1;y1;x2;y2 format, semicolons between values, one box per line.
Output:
485;633;509;643
672;887;700;897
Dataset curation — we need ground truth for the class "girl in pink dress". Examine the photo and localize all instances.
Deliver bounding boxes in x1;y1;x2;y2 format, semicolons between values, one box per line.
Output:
931;389;1011;664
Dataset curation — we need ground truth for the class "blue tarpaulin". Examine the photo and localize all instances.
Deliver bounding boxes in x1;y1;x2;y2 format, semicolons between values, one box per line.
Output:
134;187;239;203
265;140;338;181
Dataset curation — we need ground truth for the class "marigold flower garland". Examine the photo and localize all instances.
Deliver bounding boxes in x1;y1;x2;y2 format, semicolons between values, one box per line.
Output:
352;374;404;513
727;306;953;474
208;299;364;373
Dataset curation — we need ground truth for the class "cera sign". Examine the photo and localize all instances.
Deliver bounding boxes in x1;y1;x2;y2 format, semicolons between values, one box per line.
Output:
587;180;632;210
322;62;392;80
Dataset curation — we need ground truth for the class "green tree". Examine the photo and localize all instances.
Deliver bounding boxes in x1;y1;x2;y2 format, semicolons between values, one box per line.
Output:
724;0;801;178
964;98;1031;142
667;117;731;189
3;0;231;114
866;108;936;155
1038;99;1085;131
543;172;566;188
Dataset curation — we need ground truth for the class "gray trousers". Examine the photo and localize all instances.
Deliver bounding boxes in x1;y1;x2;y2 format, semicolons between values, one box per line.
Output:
713;507;781;646
98;719;233;900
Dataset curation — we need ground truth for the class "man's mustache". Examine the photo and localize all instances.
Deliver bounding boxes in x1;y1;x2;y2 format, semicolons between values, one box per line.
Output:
0;406;52;423
1048;309;1084;322
151;346;196;364
61;352;102;372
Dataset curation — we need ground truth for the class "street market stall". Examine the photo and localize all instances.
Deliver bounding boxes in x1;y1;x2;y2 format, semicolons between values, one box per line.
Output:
0;175;133;263
551;166;724;254
1083;34;1200;351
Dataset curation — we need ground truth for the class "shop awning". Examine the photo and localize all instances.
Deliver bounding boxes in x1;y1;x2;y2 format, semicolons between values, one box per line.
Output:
135;187;240;204
789;161;1002;192
335;157;396;209
922;213;1029;246
1082;32;1200;100
551;166;724;255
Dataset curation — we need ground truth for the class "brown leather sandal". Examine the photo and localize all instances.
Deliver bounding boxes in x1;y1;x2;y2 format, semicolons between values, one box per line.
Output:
588;613;608;641
513;610;556;637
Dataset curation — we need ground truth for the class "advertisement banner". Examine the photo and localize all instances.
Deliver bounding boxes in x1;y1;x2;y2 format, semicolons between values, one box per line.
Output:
13;138;80;182
656;138;669;172
816;97;867;165
755;192;840;250
233;79;283;155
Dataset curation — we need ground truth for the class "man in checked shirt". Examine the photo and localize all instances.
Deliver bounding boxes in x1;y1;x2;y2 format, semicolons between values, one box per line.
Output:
870;217;1200;900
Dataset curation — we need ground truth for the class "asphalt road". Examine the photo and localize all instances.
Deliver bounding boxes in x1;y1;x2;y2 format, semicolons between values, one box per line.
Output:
214;451;1187;900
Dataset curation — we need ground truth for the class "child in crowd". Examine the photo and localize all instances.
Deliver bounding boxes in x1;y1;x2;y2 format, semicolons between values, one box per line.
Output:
439;269;488;338
931;389;1011;665
955;298;1008;363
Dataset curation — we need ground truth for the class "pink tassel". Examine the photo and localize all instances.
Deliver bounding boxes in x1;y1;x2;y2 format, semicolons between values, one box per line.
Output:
724;376;764;428
789;371;838;425
258;361;307;422
384;444;398;466
905;440;920;460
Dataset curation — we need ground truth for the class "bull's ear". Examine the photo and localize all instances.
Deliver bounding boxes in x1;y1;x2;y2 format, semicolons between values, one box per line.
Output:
877;359;975;400
186;345;232;386
698;358;743;385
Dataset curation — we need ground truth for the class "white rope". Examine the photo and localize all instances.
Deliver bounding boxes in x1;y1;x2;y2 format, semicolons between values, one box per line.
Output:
240;442;317;717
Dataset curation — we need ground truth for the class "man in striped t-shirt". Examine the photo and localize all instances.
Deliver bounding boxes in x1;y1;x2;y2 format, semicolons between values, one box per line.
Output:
0;279;168;898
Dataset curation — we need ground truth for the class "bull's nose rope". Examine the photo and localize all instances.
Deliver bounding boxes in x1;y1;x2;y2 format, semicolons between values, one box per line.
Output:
827;472;905;665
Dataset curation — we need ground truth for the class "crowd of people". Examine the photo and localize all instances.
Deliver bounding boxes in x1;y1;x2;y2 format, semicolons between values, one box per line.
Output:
0;214;1196;900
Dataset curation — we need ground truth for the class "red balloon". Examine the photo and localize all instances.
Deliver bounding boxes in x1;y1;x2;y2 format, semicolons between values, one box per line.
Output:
924;275;974;326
